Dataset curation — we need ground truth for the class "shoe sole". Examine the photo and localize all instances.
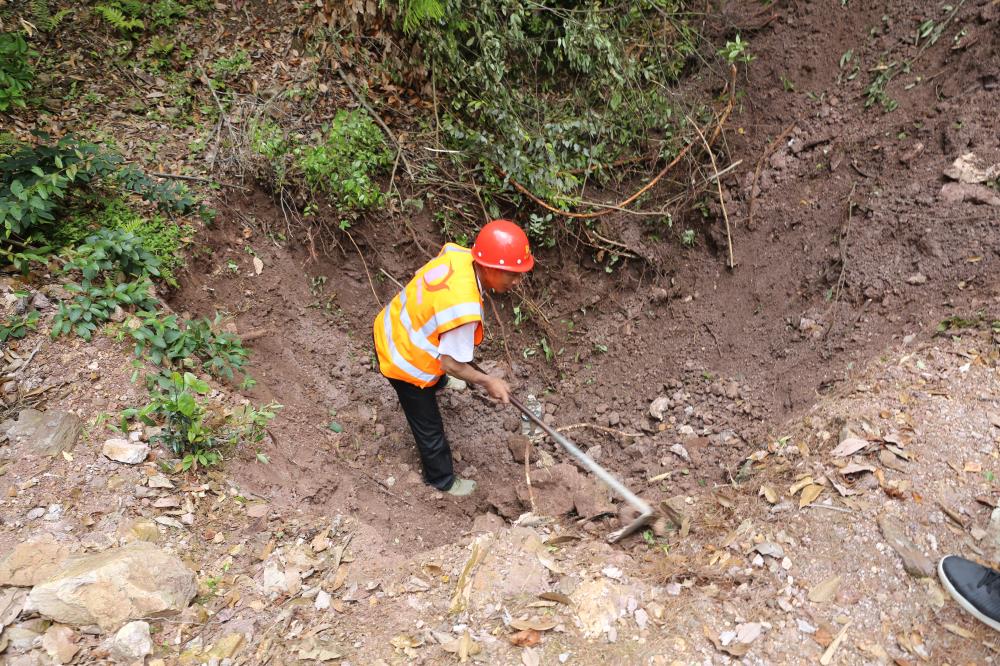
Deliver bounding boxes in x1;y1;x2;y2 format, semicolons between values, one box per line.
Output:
938;557;1000;632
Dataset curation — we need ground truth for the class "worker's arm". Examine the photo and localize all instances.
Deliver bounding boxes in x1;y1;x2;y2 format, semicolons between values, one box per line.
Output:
439;355;511;404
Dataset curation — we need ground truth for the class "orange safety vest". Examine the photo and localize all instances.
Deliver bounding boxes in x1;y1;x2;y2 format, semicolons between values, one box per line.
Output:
374;243;484;387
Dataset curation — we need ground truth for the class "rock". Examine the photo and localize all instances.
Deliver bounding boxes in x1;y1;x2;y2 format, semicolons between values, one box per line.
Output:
905;273;928;285
985;507;1000;557
524;463;614;518
606;412;621;427
571;578;625;639
111;621;152;662
41;624;78;664
31;292;52;310
471;513;506;533
939;182;1000;206
669;444;690;462
877;514;934;578
944;152;1000;184
676;425;696;437
25;507;45;521
1;409;82;456
119;519;159;543
468;530;550;610
0;587;28;631
26;542;197;631
648;397;671;421
102;438;150;465
0;535;73;586
724;381;740;400
507;436;533;464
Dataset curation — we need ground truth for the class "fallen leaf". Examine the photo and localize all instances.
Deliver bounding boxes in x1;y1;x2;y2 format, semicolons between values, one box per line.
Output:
311;529;330;553
457;631;477;662
253;256;264;275
942;623;974;639
964;461;983;473
830;437;870;458
538;592;573;606
808;575;843;603
879;449;908;473
813;625;833;648
510;616;558;632
509;629;541;647
61;451;73;462
789;476;814;496
330;565;349;591
799;484;823;508
840;462;876;475
522;646;540;666
759;484;778;504
820;622;850;665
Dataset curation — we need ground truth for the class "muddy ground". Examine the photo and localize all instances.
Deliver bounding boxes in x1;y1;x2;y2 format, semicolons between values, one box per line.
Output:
1;0;999;663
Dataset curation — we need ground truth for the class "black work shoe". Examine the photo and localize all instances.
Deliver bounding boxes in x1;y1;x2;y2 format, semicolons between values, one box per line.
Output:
939;555;1000;632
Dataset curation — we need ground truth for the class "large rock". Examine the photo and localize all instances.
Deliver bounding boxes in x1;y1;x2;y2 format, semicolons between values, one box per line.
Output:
1;409;82;456
0;534;73;586
522;463;614;519
25;542;196;631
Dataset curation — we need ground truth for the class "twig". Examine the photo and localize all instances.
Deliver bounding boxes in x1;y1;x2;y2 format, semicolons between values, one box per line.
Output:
702;322;723;358
485;294;516;375
689;116;735;269
357;469;413;506
379;268;404;290
555;423;642;438
823;183;857;340
13;341;42;378
345;230;382;309
148;172;247;190
336;69;414;180
238;328;272;342
805;504;854;515
747;122;796;230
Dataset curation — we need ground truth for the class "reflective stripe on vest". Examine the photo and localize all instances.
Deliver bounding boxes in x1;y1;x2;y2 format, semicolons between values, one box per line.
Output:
374;243;484;387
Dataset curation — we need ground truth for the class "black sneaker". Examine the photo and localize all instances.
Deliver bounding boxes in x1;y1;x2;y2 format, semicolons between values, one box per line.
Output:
939;555;1000;632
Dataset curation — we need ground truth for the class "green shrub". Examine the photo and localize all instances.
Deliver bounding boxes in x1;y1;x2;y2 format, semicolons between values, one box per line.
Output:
126;311;249;380
50;277;159;340
122;371;280;470
0;311;39;342
0;32;35;111
297;109;392;211
64;227;161;280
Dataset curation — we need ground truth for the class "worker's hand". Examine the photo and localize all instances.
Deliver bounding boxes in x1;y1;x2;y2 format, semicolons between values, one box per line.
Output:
481;376;511;404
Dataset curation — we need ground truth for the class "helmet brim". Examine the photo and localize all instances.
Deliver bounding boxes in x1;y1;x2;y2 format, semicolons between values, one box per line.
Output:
473;255;535;273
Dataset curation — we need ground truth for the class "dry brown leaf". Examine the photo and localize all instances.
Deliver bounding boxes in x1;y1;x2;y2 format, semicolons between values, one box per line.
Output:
509;629;541;647
830;437;870;458
330;565;349;592
964;461;983;473
840;462;876;475
521;646;540;666
759;484;778;504
799;484;823;508
538;592;573;606
310;529;330;553
819;622;850;665
510;616;558;632
789;476;814;496
808;575;842;603
942;623;974;639
813;625;833;648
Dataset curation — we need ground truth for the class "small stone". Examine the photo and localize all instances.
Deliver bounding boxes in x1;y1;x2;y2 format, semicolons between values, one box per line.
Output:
315;590;331;610
905;273;928;285
797;619;817;634
648;397;671;421
102;438;150;465
669;444;690;462
26;507;45;521
111;621;153;662
42;624;79;663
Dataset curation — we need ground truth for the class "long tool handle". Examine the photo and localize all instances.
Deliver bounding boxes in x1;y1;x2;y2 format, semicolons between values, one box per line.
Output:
469;363;654;542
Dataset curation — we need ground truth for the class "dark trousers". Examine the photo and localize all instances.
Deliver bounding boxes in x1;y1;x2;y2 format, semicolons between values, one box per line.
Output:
387;375;454;491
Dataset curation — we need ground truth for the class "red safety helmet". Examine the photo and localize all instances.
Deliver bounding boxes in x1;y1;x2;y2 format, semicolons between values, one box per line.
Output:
472;220;534;272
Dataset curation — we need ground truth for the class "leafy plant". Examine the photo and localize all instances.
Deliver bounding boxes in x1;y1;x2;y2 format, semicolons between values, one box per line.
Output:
0;310;39;342
94;4;145;34
126;311;249;380
211;49;251;80
51;277;158;340
0;32;36;111
718;35;753;64
64;227;161;280
122;371;219;466
298;109;392;211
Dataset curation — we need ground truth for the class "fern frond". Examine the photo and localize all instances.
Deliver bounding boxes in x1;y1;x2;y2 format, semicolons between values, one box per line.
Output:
94;5;144;34
402;0;445;35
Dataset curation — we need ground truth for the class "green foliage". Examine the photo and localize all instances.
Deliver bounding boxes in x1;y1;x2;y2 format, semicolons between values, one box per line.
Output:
0;32;37;111
149;0;191;29
51;277;158;340
718;35;753;64
0;310;39;342
401;0;445;34
121;371;279;470
126;311;249;380
297;110;393;210
63;197;191;286
211;49;251;80
0;137;198;275
94;4;145;34
64;227;161;280
405;0;699;243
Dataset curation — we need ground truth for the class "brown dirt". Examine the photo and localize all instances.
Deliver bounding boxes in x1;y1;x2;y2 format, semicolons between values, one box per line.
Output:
168;0;1000;558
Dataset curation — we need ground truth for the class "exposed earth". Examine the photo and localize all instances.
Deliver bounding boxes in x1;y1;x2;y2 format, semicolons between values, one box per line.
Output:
1;0;999;664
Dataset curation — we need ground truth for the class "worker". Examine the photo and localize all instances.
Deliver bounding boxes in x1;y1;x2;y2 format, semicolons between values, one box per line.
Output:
373;220;534;496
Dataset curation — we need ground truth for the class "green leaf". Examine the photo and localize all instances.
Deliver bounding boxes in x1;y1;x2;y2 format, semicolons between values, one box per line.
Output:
328;421;343;433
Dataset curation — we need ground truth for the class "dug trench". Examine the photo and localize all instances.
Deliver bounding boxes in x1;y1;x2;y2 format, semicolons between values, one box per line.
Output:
170;0;999;559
